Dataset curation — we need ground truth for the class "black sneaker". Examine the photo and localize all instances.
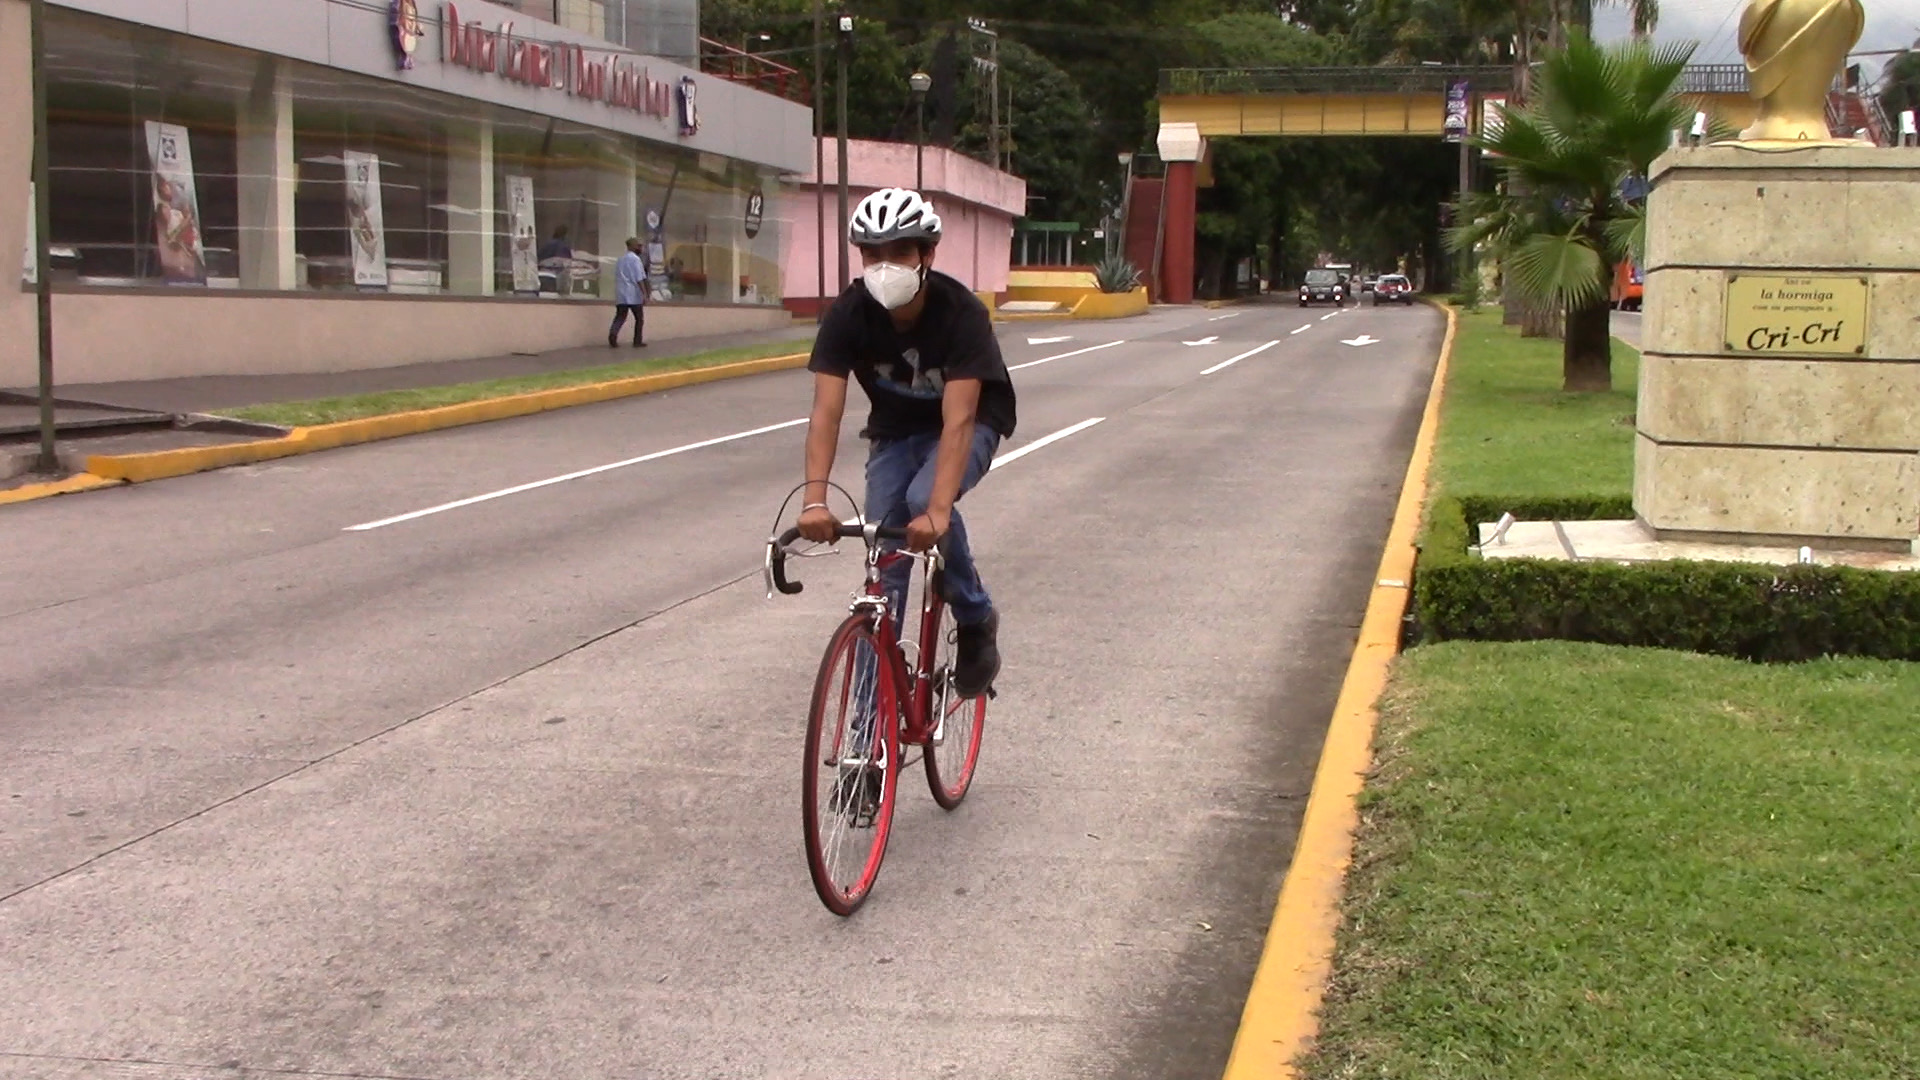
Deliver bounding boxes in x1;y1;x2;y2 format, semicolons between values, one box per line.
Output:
952;610;1000;698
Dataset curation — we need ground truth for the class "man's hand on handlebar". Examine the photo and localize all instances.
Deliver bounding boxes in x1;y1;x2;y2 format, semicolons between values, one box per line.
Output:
797;504;840;544
906;508;950;553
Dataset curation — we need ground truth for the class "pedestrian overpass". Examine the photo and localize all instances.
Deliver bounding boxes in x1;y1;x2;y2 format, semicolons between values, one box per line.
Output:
1141;64;1760;302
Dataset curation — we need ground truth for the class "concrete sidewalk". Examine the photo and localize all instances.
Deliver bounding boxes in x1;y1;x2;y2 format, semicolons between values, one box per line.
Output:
2;321;817;418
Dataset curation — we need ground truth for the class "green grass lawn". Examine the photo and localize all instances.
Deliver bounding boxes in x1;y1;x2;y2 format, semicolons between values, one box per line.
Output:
1435;309;1638;500
1302;640;1920;1080
227;340;811;427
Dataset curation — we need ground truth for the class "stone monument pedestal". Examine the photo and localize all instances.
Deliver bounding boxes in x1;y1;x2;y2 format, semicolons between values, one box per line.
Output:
1633;146;1920;555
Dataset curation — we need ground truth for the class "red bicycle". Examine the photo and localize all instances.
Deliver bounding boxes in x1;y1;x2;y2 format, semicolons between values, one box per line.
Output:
766;522;990;916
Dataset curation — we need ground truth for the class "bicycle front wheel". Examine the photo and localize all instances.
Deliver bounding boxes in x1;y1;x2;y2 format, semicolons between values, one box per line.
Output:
924;600;987;810
801;613;900;916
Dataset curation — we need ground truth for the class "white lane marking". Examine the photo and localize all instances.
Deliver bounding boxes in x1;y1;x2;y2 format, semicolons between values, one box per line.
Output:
1320;311;1343;321
1200;339;1281;376
1182;336;1220;346
1026;335;1073;345
1007;339;1125;372
1290;323;1313;335
989;417;1106;471
1207;312;1241;321
1341;334;1381;347
343;417;809;531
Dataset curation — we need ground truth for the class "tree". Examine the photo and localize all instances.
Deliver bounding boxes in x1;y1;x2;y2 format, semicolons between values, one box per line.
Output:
1880;50;1920;126
1448;32;1695;391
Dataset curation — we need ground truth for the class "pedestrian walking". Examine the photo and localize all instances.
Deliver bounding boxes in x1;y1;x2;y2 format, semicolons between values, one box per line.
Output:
610;237;647;348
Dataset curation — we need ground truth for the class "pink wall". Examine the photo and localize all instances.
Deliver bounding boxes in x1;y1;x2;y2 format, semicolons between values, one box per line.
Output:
779;140;1026;313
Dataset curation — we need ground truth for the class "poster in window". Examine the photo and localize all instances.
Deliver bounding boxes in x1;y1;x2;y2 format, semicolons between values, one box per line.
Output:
344;151;390;289
144;121;207;286
22;181;34;284
506;175;540;294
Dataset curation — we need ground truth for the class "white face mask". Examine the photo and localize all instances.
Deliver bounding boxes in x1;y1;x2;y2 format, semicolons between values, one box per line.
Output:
862;261;924;310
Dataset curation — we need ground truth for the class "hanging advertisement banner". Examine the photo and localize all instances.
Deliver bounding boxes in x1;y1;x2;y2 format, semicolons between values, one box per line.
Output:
1443;80;1471;143
344;151;390;289
144;121;207;285
506;174;540;293
1480;94;1508;157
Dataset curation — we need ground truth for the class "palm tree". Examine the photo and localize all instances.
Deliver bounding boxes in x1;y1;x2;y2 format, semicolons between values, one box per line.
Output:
1450;31;1695;391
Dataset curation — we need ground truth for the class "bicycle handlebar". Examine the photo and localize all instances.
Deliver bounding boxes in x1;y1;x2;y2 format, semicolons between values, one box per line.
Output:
767;523;910;596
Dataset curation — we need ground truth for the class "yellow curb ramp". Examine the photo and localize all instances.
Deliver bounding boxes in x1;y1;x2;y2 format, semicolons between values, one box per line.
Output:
81;351;810;486
1219;301;1457;1080
0;472;125;506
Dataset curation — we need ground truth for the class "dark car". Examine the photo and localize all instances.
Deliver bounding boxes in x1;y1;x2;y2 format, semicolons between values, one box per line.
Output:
1372;273;1415;305
1298;268;1346;307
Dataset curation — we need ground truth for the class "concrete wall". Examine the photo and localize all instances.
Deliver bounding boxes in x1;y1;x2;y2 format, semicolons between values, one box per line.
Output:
2;0;34;389
2;291;792;386
778;140;1025;310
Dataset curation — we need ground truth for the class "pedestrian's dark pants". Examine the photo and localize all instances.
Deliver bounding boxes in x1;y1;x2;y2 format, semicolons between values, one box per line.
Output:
609;304;644;345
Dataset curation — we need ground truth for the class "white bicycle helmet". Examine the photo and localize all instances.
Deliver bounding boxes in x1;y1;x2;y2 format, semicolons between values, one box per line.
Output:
848;188;942;246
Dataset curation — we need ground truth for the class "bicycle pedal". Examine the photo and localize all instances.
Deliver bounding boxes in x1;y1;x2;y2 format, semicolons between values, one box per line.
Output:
986;686;998;701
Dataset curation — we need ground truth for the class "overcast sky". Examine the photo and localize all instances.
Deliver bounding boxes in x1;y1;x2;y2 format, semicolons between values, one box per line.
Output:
1593;0;1920;82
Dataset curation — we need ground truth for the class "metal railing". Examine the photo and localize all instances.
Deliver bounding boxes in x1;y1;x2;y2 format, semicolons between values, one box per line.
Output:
699;38;809;103
1160;63;1756;98
1160;65;1515;96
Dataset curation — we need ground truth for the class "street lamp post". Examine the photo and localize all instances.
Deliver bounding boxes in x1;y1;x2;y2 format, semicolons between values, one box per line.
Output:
1115;151;1135;264
909;71;931;191
30;0;56;473
834;13;852;293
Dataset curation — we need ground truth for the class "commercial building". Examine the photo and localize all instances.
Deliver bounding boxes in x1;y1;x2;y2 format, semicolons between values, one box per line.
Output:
1;0;812;387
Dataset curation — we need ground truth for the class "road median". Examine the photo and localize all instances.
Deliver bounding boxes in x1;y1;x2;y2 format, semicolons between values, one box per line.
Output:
85;349;809;485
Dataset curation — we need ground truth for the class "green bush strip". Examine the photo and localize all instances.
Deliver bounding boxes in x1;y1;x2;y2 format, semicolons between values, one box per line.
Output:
1413;314;1920;662
1302;640;1920;1080
226;340;812;428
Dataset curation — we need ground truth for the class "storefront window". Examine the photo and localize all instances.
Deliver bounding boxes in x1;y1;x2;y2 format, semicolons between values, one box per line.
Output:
38;7;780;307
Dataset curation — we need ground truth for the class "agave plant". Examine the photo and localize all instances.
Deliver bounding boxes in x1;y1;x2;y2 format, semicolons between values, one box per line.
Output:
1094;255;1142;294
1447;31;1704;392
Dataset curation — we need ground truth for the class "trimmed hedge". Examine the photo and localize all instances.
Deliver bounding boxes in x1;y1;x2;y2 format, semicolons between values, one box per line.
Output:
1414;495;1920;662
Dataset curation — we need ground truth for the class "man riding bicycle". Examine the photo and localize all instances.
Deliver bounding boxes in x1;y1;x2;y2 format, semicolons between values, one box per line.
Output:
796;188;1015;699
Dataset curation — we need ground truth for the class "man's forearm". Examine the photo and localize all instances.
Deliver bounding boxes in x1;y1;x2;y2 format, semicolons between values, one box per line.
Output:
804;415;839;506
925;416;973;518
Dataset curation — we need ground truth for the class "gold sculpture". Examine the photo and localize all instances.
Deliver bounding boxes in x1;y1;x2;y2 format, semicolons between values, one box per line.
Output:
1733;0;1869;144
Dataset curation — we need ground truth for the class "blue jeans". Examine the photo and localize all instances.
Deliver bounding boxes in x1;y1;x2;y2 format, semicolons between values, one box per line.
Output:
864;423;1000;627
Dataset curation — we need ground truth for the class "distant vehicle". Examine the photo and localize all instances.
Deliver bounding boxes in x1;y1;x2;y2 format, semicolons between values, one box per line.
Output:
1360;274;1379;293
1299;268;1347;307
1611;259;1643;311
1372;273;1415;305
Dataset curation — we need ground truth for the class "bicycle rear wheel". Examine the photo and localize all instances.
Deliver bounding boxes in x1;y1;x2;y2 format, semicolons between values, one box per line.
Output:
923;598;987;810
801;613;900;916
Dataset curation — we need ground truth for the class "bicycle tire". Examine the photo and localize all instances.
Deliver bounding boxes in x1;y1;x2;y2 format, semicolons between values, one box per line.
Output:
923;598;987;810
801;612;900;916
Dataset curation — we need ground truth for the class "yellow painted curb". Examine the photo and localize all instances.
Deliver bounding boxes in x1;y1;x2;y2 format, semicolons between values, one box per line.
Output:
0;472;125;506
1219;302;1457;1080
83;351;810;486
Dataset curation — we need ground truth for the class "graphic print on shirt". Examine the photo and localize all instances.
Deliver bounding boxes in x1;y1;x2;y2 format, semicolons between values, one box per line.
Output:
875;346;945;400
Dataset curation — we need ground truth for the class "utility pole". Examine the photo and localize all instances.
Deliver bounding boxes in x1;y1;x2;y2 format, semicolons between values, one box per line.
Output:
812;0;825;310
835;13;852;292
30;0;55;473
967;18;1000;171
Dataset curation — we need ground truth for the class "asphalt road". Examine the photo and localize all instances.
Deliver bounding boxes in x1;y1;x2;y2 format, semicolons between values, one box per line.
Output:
0;298;1443;1080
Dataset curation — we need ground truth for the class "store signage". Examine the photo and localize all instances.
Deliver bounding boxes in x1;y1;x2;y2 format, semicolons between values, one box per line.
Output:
1443;80;1470;143
744;187;765;238
440;3;693;131
1723;275;1869;356
391;0;422;69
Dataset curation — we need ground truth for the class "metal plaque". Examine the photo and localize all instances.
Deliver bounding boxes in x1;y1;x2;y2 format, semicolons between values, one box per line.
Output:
1723;274;1869;356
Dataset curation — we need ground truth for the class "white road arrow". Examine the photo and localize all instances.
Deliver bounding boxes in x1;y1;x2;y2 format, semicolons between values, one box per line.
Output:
1341;334;1381;347
1183;336;1220;346
1026;335;1073;345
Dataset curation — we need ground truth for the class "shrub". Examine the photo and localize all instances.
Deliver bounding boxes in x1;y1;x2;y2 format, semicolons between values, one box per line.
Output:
1414;496;1920;662
1094;255;1142;294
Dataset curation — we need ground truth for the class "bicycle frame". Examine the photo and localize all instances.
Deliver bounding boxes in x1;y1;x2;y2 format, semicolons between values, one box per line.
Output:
852;542;949;750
